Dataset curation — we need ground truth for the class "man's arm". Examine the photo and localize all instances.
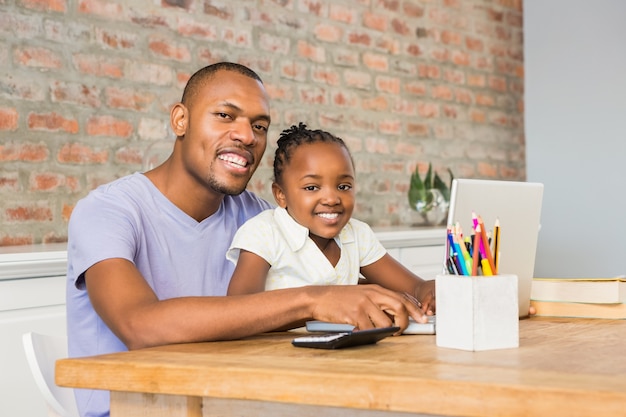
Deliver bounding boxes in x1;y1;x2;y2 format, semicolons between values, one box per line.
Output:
85;258;421;350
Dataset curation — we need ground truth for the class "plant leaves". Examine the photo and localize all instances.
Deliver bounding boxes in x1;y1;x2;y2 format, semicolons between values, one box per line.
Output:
408;166;426;209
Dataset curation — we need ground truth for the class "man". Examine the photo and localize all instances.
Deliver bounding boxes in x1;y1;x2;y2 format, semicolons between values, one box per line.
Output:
67;62;430;417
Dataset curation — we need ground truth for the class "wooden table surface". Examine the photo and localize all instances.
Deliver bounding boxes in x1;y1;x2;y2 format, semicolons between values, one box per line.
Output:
56;317;626;417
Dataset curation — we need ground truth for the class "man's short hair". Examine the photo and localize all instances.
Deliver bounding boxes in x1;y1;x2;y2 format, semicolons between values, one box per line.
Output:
181;62;263;106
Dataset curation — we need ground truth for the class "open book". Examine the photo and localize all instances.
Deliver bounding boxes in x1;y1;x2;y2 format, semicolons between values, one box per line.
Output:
531;276;626;304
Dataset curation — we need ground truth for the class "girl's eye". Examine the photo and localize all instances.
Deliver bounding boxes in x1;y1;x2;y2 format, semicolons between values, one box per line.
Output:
303;185;318;191
338;184;353;191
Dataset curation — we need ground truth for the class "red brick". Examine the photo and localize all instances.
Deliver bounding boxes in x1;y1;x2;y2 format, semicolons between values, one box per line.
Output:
281;61;307;82
441;30;462;45
403;2;424;17
298;86;327;105
5;204;53;222
344;70;371;90
311;68;340;86
203;2;233;20
57;143;109;164
61;203;74;222
405;82;427;96
347;31;371;47
444;69;465;84
406;43;422;56
86;115;133;138
0;108;18;130
477;162;498;177
148;36;191;62
378;119;401;135
29;172;64;191
264;83;295;101
0;173;20;191
105;87;155;111
393;99;416;116
19;0;67;12
432;85;454;101
476;93;495;106
470;109;486;123
14;46;62;69
363;11;387;32
442;105;459;119
28;112;79;133
0;142;49;162
417;102;439;118
331;91;358;107
363;52;388;72
365;137;390;154
78;0;124;19
51;81;101;107
259;33;290;54
467;74;486;87
115;146;143;165
465;36;484;52
299;0;325;16
0;235;34;246
390;18;410;36
73;54;124;78
451;50;470;66
297;40;326;63
42;232;68;243
176;17;218;39
222;28;251;48
329;4;355;23
375;76;400;95
489;75;508;92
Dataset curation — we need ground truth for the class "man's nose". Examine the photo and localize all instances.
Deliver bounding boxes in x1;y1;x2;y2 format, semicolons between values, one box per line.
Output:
230;119;256;145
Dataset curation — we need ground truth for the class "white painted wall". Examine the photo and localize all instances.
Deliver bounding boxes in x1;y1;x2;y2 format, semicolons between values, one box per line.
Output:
524;0;626;277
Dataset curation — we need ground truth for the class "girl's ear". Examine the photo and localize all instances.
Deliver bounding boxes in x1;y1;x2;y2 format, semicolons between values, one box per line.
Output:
170;103;188;137
272;182;287;208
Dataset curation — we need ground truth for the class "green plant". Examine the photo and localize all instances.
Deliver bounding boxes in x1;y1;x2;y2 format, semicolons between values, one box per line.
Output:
408;162;454;211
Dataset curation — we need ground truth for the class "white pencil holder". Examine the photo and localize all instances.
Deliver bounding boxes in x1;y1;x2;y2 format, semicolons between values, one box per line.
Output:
435;274;519;351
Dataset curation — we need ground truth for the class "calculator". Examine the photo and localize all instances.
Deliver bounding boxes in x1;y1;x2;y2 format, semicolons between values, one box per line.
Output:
291;326;400;349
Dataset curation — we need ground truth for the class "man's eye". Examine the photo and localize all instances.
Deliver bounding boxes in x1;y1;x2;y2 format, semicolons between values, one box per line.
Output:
216;113;231;119
253;124;268;133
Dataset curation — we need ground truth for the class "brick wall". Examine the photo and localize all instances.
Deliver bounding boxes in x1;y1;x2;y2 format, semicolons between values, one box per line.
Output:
0;0;524;245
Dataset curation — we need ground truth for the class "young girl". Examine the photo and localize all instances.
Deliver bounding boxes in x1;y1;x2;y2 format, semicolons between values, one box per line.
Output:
227;123;435;320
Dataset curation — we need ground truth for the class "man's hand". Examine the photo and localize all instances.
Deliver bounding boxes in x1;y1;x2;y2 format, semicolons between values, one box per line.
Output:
308;284;423;335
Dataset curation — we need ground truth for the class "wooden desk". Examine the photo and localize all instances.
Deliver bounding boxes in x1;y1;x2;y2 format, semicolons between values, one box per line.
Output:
56;318;626;417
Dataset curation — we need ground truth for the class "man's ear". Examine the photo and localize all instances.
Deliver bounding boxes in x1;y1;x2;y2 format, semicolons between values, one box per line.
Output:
170;103;188;137
272;182;287;208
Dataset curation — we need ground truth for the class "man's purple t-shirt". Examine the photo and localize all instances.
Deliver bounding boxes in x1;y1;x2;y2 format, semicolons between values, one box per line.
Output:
66;173;272;417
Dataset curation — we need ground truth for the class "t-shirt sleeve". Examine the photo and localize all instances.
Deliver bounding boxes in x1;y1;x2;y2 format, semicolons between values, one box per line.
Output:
351;219;387;267
226;210;276;266
67;192;137;290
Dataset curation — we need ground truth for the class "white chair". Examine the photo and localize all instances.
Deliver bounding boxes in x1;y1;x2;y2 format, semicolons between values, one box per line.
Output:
22;332;80;417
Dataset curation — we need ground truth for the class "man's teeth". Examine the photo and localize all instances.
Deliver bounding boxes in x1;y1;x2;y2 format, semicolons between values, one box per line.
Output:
219;154;247;167
318;213;339;219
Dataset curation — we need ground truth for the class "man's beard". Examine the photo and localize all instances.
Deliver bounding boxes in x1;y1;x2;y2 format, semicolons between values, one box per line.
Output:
205;172;249;196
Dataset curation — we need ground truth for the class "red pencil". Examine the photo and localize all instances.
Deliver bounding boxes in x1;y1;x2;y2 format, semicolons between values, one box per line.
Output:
478;215;496;274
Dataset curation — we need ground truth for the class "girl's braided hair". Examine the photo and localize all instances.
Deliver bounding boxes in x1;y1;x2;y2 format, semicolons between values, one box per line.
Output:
273;123;353;185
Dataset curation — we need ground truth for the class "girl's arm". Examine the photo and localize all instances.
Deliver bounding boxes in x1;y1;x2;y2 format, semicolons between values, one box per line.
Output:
360;253;435;315
227;250;271;295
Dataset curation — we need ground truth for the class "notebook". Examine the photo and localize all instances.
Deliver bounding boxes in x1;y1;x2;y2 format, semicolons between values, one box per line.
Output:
444;179;544;318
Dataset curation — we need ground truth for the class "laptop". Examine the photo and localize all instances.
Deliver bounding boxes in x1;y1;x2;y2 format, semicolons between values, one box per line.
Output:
444;179;544;318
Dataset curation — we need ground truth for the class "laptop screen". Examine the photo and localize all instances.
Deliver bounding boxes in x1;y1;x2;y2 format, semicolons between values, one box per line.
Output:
444;179;544;318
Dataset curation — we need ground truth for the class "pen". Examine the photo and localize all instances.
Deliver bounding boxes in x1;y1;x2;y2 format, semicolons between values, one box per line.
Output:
492;218;500;274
